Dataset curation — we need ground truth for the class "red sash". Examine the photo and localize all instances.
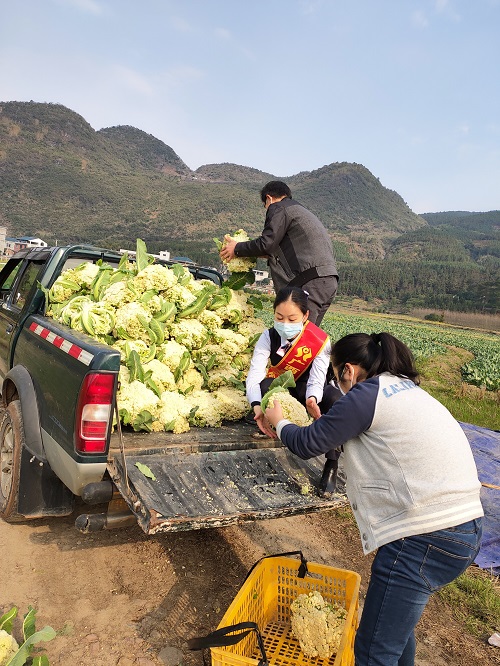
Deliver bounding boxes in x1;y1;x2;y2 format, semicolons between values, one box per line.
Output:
266;321;328;381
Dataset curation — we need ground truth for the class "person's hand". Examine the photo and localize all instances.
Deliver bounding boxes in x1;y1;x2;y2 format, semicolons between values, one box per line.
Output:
220;236;237;262
306;396;321;420
264;399;284;429
253;406;277;438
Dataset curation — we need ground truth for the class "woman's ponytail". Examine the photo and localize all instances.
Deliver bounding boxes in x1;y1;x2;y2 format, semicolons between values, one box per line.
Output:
378;333;419;383
332;332;419;384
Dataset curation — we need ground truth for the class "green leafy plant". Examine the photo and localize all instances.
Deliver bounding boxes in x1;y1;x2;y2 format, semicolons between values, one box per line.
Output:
260;370;296;412
0;606;56;666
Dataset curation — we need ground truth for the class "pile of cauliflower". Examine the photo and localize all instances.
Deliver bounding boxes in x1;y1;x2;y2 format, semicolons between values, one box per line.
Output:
45;239;266;433
290;591;347;659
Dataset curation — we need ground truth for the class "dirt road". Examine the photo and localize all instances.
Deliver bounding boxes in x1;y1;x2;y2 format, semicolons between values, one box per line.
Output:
1;505;497;665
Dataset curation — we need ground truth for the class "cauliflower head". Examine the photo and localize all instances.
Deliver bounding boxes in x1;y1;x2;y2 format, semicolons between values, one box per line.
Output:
268;391;312;427
197;309;223;333
0;629;19;666
100;280;138;307
220;229;256;274
290;591;347;659
192;344;232;370
140;293;174;318
185;390;223;427
156;339;191;372
206;365;240;390
187;277;215;294
143;359;177;391
118;364;130;384
79;301;115;336
153;391;192;433
131;263;177;292
176;367;204;393
212;328;248;355
47;275;82;303
114;339;154;364
170;319;208;351
117;379;159;423
63;261;100;289
165;283;197;310
114;302;152;342
214;386;248;421
237;318;267;340
217;290;254;324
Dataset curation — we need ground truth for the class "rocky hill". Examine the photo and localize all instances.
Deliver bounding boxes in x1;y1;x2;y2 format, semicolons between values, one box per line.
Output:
0;101;424;262
0;101;498;312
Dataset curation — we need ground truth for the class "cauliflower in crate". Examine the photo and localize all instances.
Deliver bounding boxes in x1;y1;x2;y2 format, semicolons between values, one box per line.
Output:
290;590;347;659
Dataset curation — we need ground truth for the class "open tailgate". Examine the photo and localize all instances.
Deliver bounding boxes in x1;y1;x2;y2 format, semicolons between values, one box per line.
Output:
107;427;346;534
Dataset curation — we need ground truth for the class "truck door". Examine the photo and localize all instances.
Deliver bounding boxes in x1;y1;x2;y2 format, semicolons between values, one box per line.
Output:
0;259;45;381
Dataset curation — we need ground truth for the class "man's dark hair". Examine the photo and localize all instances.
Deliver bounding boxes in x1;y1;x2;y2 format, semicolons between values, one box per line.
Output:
260;181;292;204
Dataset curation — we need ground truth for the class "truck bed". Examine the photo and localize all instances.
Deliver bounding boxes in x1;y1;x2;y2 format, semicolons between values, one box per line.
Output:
108;422;347;534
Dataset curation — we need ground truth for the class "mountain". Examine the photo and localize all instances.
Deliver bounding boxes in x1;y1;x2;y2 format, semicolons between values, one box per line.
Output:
0;101;425;261
0;101;498;312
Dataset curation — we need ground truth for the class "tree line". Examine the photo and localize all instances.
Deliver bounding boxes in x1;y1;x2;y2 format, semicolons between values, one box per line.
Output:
338;260;499;313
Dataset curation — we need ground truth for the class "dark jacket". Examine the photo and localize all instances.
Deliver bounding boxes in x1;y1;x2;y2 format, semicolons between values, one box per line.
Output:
235;198;338;292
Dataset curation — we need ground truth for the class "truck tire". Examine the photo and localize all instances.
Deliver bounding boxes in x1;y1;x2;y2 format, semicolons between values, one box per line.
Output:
0;400;25;522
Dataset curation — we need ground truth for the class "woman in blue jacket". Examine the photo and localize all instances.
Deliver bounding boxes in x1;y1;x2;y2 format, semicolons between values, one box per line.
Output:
264;332;483;666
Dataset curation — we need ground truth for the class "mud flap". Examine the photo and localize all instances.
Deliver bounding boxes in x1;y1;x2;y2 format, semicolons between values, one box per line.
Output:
108;447;347;534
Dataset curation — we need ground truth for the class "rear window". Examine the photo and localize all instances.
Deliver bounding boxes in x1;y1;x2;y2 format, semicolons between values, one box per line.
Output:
13;261;45;309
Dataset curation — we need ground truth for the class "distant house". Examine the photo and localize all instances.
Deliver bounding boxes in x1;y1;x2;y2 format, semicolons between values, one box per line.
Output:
18;236;48;248
119;248;171;261
3;236;48;256
253;269;269;283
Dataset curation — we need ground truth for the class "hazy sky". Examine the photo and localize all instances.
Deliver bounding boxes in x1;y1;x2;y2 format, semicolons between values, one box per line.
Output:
1;0;499;213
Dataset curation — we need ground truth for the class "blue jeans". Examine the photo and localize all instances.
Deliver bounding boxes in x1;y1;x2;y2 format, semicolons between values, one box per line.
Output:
354;518;483;666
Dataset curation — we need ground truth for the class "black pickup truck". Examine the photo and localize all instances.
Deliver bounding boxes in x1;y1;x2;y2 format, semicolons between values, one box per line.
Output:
0;245;346;535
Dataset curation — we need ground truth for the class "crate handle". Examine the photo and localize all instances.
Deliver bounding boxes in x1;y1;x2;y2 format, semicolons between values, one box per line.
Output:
243;550;309;583
188;621;269;666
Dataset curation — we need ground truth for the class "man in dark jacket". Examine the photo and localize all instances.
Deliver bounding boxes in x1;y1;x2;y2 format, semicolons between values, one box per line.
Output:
220;181;338;325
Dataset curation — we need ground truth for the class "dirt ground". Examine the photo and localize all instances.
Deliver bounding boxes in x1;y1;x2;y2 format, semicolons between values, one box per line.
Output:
1;503;498;666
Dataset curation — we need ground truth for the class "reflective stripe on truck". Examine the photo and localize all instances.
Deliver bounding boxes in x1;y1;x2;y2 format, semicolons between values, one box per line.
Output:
29;322;94;365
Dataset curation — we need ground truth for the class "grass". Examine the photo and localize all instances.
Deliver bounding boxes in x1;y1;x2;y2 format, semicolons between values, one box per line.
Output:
439;567;500;638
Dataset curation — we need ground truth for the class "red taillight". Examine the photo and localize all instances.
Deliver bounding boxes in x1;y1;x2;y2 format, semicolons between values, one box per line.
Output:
75;373;115;454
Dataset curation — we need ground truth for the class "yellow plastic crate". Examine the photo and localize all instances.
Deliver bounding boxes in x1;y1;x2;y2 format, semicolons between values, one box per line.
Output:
211;556;361;666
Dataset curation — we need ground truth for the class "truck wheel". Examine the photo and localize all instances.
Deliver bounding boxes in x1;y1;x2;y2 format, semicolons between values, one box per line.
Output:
0;400;25;522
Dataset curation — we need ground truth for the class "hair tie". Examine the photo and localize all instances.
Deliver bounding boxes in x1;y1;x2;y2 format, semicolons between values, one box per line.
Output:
371;332;381;345
303;290;309;297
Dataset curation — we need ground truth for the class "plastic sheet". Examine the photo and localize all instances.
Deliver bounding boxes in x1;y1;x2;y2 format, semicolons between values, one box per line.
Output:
460;422;500;574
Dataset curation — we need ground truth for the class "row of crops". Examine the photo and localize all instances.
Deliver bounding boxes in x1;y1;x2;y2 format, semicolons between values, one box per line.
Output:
259;307;499;391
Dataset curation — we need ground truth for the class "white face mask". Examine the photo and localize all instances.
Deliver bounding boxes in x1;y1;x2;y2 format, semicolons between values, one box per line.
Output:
273;320;303;340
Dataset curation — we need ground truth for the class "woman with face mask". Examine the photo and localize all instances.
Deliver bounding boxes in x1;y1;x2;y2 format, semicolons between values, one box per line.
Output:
245;287;340;457
264;331;483;666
